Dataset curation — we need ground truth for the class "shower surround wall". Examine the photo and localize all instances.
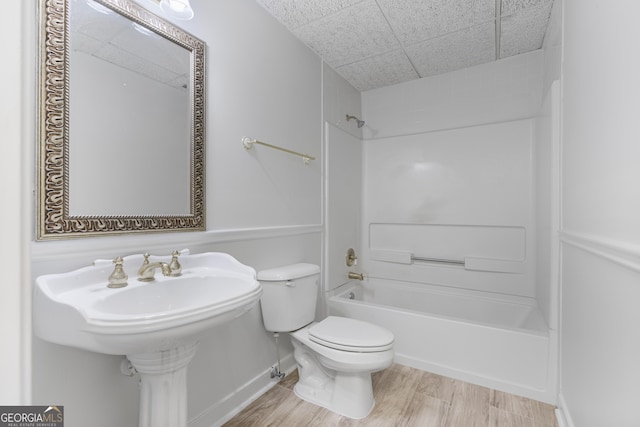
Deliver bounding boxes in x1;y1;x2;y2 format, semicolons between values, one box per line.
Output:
361;49;545;302
363;119;535;297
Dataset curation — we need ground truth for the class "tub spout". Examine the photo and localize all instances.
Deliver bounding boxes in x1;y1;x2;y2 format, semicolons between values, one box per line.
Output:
348;271;364;281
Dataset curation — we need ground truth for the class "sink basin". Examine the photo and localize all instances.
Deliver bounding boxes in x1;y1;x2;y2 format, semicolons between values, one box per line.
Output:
34;251;263;355
34;251;262;427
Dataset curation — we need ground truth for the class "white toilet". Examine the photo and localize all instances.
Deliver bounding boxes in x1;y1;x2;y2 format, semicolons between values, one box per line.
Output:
258;263;394;419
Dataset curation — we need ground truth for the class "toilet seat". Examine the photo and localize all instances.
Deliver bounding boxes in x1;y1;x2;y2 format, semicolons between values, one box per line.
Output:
308;316;394;352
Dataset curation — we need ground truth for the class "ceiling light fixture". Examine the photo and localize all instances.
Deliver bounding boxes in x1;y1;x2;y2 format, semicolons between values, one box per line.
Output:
159;0;194;20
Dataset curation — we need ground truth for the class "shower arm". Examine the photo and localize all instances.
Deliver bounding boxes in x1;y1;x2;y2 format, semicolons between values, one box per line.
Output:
345;114;365;128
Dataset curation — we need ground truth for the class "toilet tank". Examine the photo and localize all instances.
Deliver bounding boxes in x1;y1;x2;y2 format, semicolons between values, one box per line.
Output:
258;263;320;333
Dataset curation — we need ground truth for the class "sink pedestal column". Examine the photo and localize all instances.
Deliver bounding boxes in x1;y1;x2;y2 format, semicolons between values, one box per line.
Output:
127;342;199;427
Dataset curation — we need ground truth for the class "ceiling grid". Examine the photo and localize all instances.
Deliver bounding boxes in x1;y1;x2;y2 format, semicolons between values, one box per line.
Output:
256;0;554;91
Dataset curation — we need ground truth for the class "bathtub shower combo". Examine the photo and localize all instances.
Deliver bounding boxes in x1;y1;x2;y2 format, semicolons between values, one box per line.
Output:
325;116;559;404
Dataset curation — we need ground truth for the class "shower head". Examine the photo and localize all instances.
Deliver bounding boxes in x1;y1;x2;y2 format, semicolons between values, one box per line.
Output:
346;114;365;128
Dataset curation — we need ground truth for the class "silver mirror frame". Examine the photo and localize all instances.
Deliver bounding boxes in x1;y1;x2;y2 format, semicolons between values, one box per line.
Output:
37;0;206;239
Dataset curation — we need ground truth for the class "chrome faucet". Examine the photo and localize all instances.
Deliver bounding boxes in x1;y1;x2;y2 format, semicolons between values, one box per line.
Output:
137;252;183;281
138;261;171;282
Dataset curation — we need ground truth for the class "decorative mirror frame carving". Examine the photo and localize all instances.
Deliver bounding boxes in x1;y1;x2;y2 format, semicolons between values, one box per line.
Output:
37;0;206;239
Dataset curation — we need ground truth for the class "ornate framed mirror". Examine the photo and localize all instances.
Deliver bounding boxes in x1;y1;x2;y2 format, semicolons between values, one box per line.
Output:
37;0;205;239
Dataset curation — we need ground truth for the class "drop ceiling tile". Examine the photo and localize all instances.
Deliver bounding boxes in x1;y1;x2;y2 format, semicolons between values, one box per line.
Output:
256;0;556;91
335;49;419;91
405;22;495;77
256;0;362;29
501;0;553;16
71;31;106;55
73;11;127;43
500;2;552;57
167;74;189;90
377;0;495;45
293;0;400;67
96;43;180;87
111;28;190;75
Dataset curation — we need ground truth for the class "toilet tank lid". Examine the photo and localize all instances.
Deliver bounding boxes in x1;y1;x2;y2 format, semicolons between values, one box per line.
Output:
257;263;320;281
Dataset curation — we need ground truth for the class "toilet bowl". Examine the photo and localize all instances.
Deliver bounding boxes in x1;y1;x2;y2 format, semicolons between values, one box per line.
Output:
290;317;394;419
257;263;395;419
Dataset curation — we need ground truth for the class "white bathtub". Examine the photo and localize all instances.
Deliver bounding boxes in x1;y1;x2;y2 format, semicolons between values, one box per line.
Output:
328;278;557;403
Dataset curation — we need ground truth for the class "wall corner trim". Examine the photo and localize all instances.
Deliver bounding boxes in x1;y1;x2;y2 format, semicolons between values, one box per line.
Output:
555;393;575;427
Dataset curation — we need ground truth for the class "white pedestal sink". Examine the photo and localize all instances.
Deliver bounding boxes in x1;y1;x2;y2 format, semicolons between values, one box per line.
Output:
34;251;262;427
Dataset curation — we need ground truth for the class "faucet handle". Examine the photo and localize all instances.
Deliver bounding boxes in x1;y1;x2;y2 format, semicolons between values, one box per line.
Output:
168;250;182;277
138;253;151;275
108;257;128;288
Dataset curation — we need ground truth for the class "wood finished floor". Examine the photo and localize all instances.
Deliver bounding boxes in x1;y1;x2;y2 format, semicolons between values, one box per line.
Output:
223;364;557;427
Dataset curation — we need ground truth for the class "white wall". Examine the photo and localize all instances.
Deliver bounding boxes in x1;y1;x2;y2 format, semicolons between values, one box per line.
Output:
362;50;543;140
360;52;544;299
559;0;640;426
28;0;326;426
199;0;322;229
0;0;33;405
362;120;536;297
323;63;363;141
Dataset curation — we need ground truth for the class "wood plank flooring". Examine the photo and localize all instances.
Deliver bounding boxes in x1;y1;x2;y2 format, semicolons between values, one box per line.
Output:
223;364;557;427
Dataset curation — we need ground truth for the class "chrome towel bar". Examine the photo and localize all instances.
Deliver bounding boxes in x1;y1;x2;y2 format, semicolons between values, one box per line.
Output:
242;136;315;165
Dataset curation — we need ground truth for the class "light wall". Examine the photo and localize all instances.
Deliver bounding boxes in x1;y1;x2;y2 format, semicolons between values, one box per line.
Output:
198;0;322;229
361;50;543;139
24;0;331;426
360;51;544;300
0;0;32;406
559;0;640;426
362;120;536;297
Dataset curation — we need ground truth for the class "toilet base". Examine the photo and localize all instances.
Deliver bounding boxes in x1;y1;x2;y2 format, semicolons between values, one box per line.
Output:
294;371;374;419
292;339;375;419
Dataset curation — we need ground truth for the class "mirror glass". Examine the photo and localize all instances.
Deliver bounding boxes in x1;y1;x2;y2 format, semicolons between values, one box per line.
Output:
38;0;206;238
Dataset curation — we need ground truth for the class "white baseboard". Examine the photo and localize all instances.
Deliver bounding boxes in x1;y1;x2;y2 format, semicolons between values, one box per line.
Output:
189;352;296;427
555;393;574;427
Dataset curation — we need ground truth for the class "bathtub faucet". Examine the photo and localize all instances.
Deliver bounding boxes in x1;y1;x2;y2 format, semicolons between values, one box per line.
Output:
348;271;364;281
